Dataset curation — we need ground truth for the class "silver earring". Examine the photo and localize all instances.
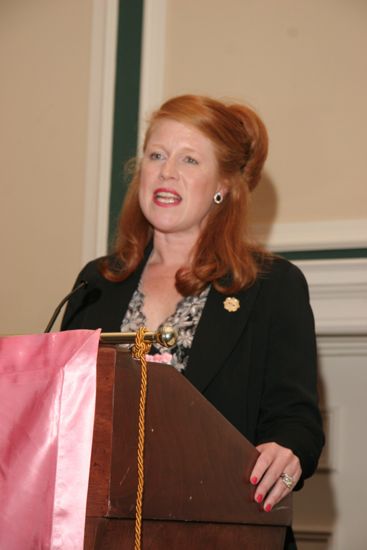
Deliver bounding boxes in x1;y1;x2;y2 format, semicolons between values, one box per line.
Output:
213;192;223;204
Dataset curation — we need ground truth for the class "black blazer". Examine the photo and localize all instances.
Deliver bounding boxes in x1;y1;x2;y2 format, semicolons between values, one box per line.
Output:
61;252;324;484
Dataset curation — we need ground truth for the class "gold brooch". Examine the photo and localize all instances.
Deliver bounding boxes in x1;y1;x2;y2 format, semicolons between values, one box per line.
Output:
223;297;240;312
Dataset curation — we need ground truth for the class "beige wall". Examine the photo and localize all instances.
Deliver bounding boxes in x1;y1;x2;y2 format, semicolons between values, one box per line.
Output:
0;1;93;334
163;0;367;226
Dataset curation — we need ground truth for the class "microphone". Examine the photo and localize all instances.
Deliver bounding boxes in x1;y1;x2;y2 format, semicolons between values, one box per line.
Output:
44;280;88;333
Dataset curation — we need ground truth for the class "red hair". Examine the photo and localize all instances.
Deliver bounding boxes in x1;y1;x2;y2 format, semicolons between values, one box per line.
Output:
102;95;270;294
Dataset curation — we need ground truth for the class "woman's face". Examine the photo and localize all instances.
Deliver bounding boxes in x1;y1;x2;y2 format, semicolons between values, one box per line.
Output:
139;119;224;239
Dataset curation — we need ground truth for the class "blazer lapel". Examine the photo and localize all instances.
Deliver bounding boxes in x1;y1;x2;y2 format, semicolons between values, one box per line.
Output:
185;280;261;392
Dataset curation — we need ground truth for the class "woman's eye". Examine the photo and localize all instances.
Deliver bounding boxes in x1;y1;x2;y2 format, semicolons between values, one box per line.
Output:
149;151;164;160
184;156;198;165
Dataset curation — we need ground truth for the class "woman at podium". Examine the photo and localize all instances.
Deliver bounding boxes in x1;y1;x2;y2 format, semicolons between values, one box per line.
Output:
62;94;324;548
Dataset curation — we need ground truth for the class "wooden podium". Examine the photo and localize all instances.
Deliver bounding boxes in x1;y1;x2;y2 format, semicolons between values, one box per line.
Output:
84;346;291;549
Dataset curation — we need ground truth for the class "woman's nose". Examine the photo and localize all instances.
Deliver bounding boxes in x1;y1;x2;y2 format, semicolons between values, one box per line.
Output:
160;157;178;180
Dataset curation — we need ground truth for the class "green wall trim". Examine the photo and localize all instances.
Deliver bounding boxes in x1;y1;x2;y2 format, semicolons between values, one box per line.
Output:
108;0;144;248
276;248;367;261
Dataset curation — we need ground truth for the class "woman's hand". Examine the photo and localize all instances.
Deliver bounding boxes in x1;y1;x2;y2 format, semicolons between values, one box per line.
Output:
249;442;302;512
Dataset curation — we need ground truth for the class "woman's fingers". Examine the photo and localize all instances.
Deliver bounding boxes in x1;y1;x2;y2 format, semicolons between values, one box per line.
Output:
249;442;301;510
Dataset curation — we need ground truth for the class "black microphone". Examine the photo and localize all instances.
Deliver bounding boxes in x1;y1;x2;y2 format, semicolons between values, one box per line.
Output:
44;280;88;333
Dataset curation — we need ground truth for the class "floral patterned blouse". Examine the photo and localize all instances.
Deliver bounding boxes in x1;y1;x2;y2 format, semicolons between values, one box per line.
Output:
120;284;210;372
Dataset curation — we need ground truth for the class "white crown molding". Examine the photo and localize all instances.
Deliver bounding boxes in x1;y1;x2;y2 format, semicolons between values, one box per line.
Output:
138;0;167;151
254;219;367;251
294;258;367;336
82;0;119;263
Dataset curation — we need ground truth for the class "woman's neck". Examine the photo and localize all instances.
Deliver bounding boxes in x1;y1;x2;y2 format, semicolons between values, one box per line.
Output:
149;230;198;268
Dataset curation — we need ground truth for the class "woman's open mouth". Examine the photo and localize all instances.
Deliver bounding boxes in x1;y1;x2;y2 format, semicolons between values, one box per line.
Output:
153;188;182;206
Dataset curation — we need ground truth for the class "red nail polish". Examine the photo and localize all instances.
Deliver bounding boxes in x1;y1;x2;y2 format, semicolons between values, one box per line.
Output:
251;476;258;485
256;494;263;503
265;504;272;512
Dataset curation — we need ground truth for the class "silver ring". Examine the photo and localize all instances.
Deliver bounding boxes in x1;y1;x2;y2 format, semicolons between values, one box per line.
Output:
280;472;294;490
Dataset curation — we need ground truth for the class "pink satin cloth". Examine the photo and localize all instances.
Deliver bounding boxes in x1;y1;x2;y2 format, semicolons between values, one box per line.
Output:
0;329;101;550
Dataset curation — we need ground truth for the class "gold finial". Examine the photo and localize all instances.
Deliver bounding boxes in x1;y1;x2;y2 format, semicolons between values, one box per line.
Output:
156;325;177;347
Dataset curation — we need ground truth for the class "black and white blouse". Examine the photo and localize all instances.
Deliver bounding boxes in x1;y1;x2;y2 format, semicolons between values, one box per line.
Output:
120;284;210;372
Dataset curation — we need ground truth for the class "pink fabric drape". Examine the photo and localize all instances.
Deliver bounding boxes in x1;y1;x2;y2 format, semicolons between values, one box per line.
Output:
0;329;101;550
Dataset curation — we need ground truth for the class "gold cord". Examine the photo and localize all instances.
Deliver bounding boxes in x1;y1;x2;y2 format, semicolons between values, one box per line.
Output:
131;327;151;550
